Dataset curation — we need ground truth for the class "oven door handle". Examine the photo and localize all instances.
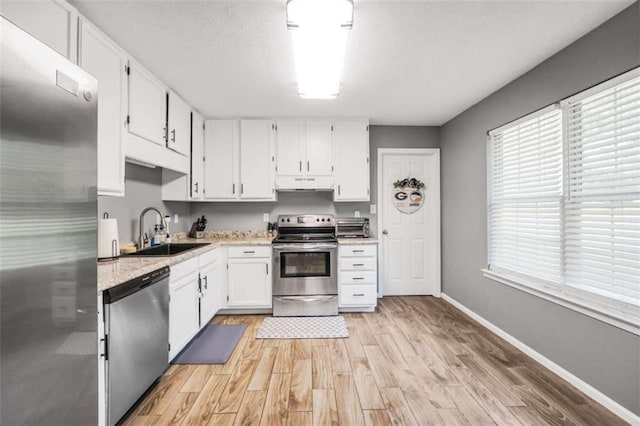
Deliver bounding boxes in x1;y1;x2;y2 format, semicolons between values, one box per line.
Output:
273;243;338;251
276;296;337;303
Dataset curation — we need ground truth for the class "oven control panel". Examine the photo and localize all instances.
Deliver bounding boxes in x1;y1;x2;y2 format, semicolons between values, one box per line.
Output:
277;214;335;227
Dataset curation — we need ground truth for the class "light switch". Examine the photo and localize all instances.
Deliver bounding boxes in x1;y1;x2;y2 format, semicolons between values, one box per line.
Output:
354;211;360;218
173;214;179;224
263;213;269;222
370;204;377;214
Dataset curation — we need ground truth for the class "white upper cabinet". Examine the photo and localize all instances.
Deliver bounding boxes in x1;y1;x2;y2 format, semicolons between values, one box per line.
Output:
333;120;370;201
78;19;126;197
1;0;78;62
204;120;239;200
275;120;333;189
239;120;276;200
127;60;167;147
191;112;204;200
306;121;333;176
167;91;190;157
276;121;305;177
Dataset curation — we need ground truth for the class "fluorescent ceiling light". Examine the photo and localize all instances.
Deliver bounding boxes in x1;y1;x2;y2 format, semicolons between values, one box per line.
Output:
287;0;353;99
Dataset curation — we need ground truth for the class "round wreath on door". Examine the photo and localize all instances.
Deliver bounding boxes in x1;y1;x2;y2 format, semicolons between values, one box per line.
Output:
392;178;425;214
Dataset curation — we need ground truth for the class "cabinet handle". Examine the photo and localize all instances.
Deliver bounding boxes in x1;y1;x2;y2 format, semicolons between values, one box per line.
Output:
352;277;365;280
352;263;364;267
163;127;168;141
338;185;341;195
243;250;255;254
171;129;176;143
204;276;208;290
241;183;244;194
194;182;199;193
352;249;364;253
232;183;235;194
299;161;302;172
266;264;269;275
353;293;365;297
307;160;310;171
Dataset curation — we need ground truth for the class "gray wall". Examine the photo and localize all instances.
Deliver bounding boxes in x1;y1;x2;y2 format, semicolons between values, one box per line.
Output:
98;163;192;243
190;125;440;236
440;2;640;415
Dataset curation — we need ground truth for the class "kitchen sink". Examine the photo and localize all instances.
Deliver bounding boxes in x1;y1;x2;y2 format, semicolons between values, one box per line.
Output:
123;243;210;257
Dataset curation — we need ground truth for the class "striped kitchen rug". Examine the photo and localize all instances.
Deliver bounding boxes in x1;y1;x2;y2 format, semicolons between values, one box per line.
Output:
256;316;348;339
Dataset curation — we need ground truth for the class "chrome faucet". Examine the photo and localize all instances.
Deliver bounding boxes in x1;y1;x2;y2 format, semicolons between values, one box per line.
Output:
138;207;167;249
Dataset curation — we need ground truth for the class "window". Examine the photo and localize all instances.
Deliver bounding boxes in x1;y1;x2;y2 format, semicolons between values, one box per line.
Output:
486;69;640;333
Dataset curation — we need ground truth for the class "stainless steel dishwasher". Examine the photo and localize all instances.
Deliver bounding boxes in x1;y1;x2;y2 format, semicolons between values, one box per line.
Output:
103;267;170;426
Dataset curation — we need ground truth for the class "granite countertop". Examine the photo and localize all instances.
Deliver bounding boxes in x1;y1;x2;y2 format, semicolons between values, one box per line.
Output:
98;231;379;292
98;231;274;292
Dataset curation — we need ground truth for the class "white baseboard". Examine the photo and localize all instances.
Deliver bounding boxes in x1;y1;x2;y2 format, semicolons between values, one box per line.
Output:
441;293;640;425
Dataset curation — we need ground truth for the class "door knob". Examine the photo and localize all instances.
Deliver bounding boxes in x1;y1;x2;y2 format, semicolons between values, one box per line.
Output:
382;230;389;235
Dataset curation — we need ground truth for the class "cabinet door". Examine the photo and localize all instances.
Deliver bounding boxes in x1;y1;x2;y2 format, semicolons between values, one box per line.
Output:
276;121;304;177
227;258;271;307
169;275;199;359
333;121;370;201
127;61;167;146
78;20;125;197
204;120;239;199
240;120;276;200
191;112;204;200
167;91;190;156
306;121;333;176
199;259;220;325
1;0;78;61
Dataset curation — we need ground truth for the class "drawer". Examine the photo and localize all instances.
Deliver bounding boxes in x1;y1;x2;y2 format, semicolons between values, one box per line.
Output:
227;246;271;258
340;285;377;306
340;245;376;257
199;248;219;267
340;270;377;285
340;257;376;271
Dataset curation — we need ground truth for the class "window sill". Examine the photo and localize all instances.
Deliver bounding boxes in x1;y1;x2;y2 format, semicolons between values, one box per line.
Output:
481;268;639;336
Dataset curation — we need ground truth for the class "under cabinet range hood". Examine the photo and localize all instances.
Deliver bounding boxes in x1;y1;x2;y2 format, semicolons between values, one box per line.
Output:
276;176;334;191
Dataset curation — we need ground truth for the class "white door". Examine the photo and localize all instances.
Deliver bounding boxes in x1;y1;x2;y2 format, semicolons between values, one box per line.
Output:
276;121;304;177
306;121;333;176
227;258;271;307
78;20;125;196
127;61;167;146
191;112;204;199
239;120;276;200
333;121;370;201
167;91;191;156
199;259;219;325
204;120;239;199
379;149;440;296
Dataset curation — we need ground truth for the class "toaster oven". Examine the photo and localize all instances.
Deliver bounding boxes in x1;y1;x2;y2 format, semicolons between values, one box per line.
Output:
336;217;370;238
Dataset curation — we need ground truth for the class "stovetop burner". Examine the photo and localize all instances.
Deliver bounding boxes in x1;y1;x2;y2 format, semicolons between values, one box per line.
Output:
272;214;337;244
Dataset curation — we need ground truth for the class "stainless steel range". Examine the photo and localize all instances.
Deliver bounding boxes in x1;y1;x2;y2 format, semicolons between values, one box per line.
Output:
272;214;338;316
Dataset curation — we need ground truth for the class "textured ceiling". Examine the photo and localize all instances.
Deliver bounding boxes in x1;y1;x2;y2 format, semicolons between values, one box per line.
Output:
70;0;633;125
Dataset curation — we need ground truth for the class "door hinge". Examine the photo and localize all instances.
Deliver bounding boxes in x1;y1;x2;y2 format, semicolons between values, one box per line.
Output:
367;157;369;163
226;264;229;269
102;334;109;361
227;295;229;301
331;125;334;131
126;115;130;125
168;343;171;352
331;165;334;172
125;65;130;75
203;156;206;162
203;123;205;130
366;125;369;132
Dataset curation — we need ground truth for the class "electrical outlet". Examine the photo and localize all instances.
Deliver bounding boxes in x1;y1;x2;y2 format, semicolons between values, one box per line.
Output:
263;213;269;223
173;214;179;224
354;211;360;218
370;204;377;214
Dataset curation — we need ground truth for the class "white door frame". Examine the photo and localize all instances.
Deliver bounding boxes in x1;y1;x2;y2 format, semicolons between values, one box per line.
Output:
376;148;441;297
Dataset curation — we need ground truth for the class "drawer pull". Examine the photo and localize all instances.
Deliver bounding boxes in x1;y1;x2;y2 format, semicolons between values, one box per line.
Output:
352;249;364;253
352;263;364;267
353;293;365;297
352;277;364;280
243;250;255;254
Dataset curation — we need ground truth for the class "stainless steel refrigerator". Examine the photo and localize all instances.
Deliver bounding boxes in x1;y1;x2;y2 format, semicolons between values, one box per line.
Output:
0;17;98;425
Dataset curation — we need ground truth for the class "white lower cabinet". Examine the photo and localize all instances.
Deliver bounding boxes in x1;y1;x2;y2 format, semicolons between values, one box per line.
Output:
227;246;272;308
338;244;378;310
198;249;222;326
169;257;200;360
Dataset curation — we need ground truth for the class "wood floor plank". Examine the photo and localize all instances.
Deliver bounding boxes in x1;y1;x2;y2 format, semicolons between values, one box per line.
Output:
138;365;195;416
350;357;385;410
312;389;339;426
344;325;366;359
445;385;497;426
288;359;312;412
234;390;267;426
215;359;256;413
437;408;472;425
273;340;294;373
362;410;392;426
286;411;312;426
400;384;444;425
242;337;264;360
457;354;525;407
329;339;351;373
155;392;198;426
312;345;334;389
180;365;212;393
124;415;160;426
207;413;236;426
248;347;278;391
374;333;410;369
362;345;399;388
218;337;249;374
183;374;230;426
380;387;419;426
333;372;365;426
508;406;553;426
260;373;291;426
292;339;312;360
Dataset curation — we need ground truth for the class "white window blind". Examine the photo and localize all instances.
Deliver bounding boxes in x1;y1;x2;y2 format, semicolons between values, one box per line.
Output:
488;106;563;282
487;69;640;331
564;73;640;306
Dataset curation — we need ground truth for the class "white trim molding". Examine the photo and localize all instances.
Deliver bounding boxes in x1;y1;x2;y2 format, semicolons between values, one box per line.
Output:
441;293;640;426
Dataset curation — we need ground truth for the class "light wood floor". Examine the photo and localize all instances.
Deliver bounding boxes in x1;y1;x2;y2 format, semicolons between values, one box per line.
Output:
122;296;625;425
